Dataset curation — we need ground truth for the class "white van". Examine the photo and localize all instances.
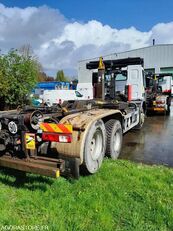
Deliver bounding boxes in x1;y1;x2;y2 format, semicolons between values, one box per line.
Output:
76;83;93;100
42;87;93;106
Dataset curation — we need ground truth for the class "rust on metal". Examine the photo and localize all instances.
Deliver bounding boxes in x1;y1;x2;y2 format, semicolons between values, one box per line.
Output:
0;156;61;178
56;108;123;163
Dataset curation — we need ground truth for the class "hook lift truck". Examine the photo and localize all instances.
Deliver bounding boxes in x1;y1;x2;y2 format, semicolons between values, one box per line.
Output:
145;73;172;115
0;57;146;179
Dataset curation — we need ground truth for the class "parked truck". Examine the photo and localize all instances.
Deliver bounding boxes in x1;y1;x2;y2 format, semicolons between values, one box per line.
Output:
145;73;172;114
0;57;146;178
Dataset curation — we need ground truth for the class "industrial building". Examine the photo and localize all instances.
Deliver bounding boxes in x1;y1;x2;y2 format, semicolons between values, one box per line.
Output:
78;44;173;83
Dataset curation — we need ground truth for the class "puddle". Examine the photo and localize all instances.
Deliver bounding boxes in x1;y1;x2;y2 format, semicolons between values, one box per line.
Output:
119;106;173;167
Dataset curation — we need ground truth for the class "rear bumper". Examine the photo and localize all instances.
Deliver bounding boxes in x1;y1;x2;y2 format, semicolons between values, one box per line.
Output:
0;155;80;179
153;107;165;111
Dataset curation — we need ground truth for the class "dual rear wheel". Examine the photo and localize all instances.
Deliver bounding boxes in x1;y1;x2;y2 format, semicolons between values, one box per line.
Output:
82;119;122;174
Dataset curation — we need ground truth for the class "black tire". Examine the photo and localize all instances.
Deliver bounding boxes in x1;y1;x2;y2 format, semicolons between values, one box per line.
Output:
166;104;170;115
82;119;106;174
134;108;145;130
105;119;122;159
166;97;171;115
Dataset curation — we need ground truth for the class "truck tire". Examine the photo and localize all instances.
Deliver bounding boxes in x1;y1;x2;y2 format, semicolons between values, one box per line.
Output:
105;119;122;159
166;97;171;115
82;119;106;174
166;105;170;115
134;108;145;130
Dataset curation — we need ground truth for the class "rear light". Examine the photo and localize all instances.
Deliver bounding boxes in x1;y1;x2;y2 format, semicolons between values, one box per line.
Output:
156;100;165;104
59;135;71;143
163;89;171;93
42;132;72;143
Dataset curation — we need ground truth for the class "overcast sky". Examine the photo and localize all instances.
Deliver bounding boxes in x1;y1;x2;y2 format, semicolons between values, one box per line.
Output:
0;1;173;77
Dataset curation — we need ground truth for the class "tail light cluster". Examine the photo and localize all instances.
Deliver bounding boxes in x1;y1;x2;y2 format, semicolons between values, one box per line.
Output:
156;100;165;104
42;132;72;143
154;98;166;107
162;89;171;93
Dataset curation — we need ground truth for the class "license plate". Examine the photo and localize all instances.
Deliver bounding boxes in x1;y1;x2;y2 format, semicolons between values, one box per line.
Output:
25;133;36;150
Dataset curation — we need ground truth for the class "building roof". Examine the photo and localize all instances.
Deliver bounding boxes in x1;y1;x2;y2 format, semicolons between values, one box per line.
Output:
79;44;173;73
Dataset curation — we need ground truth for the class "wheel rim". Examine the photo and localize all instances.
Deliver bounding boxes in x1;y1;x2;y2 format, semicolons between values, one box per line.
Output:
90;129;103;161
112;130;121;153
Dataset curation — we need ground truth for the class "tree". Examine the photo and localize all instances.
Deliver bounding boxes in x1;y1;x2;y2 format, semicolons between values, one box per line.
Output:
45;76;55;82
37;72;55;82
0;60;9;110
19;44;33;58
0;49;40;109
56;70;69;82
37;72;48;82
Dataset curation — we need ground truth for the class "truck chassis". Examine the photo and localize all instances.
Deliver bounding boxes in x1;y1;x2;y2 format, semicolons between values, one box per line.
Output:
0;100;142;178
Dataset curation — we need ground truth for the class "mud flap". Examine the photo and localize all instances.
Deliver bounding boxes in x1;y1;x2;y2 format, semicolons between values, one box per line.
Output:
63;157;80;179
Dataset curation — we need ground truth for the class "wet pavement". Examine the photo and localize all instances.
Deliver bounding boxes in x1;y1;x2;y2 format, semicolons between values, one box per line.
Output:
120;106;173;167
